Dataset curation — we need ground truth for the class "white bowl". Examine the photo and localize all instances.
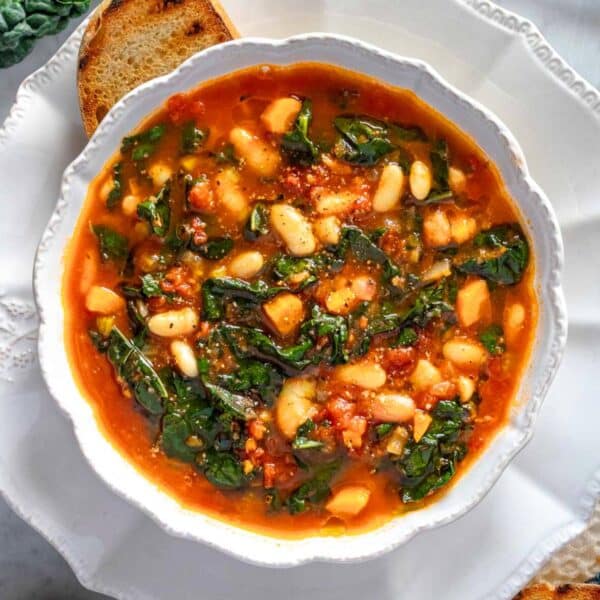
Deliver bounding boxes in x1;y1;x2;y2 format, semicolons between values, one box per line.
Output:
33;34;567;567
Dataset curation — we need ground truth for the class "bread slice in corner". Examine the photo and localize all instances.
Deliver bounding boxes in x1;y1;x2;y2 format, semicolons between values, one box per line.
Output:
78;0;238;137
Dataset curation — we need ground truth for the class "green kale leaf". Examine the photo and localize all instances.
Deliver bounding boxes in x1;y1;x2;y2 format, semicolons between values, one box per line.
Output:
137;182;171;237
479;324;505;355
457;224;529;285
181;120;208;154
287;460;341;514
281;98;319;166
92;224;128;263
333;115;394;166
396;400;470;503
201;277;287;320
121;124;166;161
244;203;270;241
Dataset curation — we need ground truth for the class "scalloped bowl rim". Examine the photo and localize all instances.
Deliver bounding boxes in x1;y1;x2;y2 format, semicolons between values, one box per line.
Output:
33;33;567;567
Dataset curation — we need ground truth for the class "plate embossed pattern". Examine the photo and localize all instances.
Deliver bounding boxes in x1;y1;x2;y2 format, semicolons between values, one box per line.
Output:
467;0;600;111
0;1;597;598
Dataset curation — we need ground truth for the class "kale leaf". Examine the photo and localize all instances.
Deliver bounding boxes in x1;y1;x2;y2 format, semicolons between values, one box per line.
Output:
105;327;168;415
0;0;91;68
390;123;427;142
338;225;400;282
281;98;319;166
106;162;123;209
292;419;324;450
272;255;320;289
92;225;129;263
181;120;208;154
396;326;418;347
161;414;197;462
217;360;283;406
375;423;395;439
212;143;238;164
479;324;505;355
203;382;257;421
244;203;270;241
140;273;164;298
333;115;394;166
430;140;450;191
203;450;246;490
300;305;349;365
121;124;166;161
137;182;171;237
218;324;313;373
395;400;470;503
196;237;234;260
201;277;287;320
457;224;529;285
355;283;454;355
287;460;341;514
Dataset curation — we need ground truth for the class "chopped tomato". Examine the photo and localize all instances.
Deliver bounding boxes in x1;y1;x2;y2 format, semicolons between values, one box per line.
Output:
188;180;215;213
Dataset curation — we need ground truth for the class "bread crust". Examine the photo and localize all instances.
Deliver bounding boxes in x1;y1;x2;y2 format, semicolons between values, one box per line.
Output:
515;583;600;599
78;0;237;136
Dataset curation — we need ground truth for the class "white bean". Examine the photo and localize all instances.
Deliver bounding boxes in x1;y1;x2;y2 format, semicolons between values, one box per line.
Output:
371;393;415;423
443;339;487;369
351;275;377;301
215;168;248;220
336;361;387;390
270;203;316;256
85;286;125;314
275;378;317;439
409;359;442;392
448;166;467;194
148;307;199;338
450;214;477;244
409;160;432;200
373;164;404;212
229;127;280;177
313;215;341;245
228;251;264;279
423;209;451;247
315;191;356;215
170;340;199;378
456;375;476;403
121;194;142;217
456;279;491;327
148;162;172;188
504;302;526;347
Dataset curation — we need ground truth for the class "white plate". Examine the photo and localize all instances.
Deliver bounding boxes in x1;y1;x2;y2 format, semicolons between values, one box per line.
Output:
0;0;599;598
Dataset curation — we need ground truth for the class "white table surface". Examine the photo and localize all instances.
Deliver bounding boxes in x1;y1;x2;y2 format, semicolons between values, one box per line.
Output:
0;1;598;598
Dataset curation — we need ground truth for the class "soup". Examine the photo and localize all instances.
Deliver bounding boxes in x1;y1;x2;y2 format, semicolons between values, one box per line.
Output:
64;63;536;537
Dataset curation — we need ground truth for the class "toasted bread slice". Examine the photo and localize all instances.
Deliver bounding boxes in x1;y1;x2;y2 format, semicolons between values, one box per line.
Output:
515;583;600;599
78;0;238;136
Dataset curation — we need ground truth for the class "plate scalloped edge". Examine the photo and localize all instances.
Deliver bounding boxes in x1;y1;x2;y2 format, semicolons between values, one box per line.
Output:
466;0;600;116
0;0;595;598
462;3;600;596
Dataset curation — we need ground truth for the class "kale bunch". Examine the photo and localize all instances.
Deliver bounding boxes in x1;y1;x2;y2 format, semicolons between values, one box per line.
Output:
0;0;90;68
